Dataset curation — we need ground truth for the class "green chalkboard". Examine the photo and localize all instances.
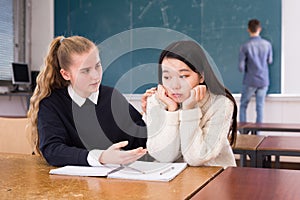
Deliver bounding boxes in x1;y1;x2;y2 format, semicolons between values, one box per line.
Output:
55;0;281;94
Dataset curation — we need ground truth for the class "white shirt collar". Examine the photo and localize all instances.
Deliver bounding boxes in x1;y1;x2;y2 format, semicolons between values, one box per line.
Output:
68;85;99;107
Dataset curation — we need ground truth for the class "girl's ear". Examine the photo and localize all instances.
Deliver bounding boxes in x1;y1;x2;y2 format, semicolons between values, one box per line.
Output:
199;73;205;84
60;69;71;81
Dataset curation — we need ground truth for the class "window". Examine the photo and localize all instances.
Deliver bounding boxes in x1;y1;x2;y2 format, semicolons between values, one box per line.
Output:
0;0;14;80
0;0;26;82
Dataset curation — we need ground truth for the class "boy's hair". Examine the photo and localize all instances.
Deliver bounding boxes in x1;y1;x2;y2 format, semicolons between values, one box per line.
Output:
248;19;261;33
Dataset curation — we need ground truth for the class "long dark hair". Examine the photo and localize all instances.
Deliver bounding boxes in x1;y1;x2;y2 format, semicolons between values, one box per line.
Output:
158;40;237;146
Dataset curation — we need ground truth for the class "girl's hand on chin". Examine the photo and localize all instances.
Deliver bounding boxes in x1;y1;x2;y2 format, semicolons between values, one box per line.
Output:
182;85;206;110
157;85;178;112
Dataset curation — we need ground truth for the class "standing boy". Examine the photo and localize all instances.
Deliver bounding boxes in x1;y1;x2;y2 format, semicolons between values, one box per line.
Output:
238;19;273;123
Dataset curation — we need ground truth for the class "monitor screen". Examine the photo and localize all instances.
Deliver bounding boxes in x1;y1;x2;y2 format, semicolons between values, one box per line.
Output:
11;62;31;85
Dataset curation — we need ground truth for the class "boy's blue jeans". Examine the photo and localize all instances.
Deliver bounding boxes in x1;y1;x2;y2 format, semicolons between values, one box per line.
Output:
239;85;268;123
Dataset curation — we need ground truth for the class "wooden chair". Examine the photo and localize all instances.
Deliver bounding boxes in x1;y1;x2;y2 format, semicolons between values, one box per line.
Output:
233;134;265;167
0;117;33;154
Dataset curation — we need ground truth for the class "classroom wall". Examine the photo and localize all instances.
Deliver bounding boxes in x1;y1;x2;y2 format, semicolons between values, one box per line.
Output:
30;0;54;71
281;0;300;93
1;0;300;124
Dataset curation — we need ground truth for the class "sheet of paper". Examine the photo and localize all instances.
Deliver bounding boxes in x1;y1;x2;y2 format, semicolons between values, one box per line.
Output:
49;161;187;182
49;165;118;177
108;161;187;182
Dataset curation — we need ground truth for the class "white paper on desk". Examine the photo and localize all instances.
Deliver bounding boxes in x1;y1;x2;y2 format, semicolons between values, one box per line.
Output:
49;164;119;177
49;161;187;182
107;161;187;182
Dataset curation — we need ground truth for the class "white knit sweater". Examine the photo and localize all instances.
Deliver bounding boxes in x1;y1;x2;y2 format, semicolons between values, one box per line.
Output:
145;91;236;168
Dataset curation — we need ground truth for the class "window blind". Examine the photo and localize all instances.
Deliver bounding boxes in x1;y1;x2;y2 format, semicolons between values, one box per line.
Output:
0;0;14;80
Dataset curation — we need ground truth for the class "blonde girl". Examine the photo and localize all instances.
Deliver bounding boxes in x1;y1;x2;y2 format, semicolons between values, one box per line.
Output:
28;36;147;166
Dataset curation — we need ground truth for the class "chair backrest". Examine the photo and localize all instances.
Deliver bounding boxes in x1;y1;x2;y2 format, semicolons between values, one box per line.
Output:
0;117;33;154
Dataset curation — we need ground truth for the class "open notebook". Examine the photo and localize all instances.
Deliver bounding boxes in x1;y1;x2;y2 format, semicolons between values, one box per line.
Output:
49;161;187;182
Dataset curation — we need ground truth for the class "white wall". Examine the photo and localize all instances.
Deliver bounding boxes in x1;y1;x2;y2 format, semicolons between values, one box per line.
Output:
30;0;54;71
282;0;300;94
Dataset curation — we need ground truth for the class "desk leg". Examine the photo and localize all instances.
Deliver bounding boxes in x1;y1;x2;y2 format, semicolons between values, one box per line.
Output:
275;155;280;168
26;95;31;110
240;154;247;167
257;152;271;168
261;155;272;168
257;152;263;168
239;153;257;167
239;127;251;134
249;152;257;167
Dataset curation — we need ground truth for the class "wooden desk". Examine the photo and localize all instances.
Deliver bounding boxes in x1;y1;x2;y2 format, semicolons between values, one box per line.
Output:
257;136;300;168
238;122;300;135
0;153;223;199
233;134;265;167
191;167;300;200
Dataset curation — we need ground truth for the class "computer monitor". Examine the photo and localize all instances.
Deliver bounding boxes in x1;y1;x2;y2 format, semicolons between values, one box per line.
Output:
11;62;31;92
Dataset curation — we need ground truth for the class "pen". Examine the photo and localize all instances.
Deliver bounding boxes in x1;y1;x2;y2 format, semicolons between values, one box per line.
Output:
107;165;124;175
159;167;175;175
121;164;146;174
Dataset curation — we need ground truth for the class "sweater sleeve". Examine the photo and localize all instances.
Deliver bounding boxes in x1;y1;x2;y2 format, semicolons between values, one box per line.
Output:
179;96;234;166
38;100;89;167
145;95;181;162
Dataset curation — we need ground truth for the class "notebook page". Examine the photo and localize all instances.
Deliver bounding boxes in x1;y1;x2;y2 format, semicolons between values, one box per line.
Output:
49;165;119;177
108;161;187;182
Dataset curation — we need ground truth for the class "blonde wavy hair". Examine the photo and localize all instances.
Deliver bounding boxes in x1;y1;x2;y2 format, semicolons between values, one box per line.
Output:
27;35;96;155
